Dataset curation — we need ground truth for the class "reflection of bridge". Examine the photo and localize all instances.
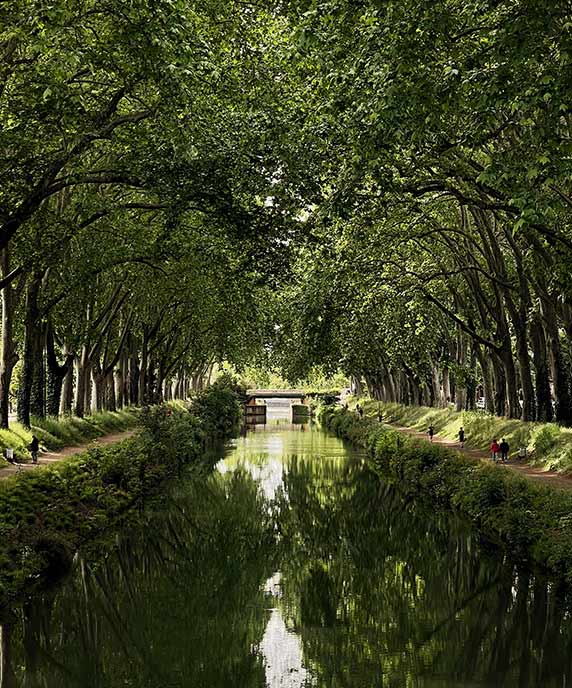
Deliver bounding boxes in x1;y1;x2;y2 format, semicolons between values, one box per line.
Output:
246;389;307;400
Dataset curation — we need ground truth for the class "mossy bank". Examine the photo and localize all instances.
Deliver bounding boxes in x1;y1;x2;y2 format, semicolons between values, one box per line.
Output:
321;406;572;582
0;378;242;606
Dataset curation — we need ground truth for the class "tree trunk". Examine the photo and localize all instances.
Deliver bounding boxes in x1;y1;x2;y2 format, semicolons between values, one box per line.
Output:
74;348;91;418
542;297;572;424
491;354;507;417
350;375;364;397
17;276;42;428
475;346;495;414
46;324;72;417
60;351;74;416
0;249;18;429
30;326;46;419
530;313;553;422
105;371;116;411
138;329;149;405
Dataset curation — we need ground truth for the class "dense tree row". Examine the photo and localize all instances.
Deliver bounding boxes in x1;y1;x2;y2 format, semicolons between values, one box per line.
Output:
271;0;572;423
3;0;572;426
0;1;307;427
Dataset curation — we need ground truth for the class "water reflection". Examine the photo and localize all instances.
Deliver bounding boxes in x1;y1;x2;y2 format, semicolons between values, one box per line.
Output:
0;420;571;687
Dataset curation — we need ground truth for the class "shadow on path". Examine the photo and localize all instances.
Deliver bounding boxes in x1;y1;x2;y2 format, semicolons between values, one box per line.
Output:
0;429;137;479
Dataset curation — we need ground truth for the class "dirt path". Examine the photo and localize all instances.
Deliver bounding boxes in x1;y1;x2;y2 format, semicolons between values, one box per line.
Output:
388;422;572;491
0;429;138;479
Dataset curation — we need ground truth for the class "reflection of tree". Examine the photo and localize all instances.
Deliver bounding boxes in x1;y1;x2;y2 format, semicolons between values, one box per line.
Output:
5;470;275;688
276;457;572;687
3;441;572;688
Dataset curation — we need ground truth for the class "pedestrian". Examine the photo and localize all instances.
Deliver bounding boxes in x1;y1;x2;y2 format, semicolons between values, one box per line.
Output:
428;424;435;442
490;438;500;462
29;434;39;464
378;410;383;423
357;404;364;418
499;438;510;463
458;426;465;448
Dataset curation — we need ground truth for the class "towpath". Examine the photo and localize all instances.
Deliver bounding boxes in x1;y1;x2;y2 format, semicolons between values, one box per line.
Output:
0;429;137;479
387;421;572;491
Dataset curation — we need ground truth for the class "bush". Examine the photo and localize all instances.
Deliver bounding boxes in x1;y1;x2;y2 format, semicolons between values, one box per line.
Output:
0;385;241;605
189;374;244;438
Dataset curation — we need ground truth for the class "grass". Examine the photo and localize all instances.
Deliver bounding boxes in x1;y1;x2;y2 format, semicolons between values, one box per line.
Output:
0;408;140;466
352;399;572;474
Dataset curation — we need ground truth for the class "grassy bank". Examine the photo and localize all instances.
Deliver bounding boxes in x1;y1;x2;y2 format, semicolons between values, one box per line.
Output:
0;379;242;605
0;408;140;467
353;399;572;474
321;406;572;581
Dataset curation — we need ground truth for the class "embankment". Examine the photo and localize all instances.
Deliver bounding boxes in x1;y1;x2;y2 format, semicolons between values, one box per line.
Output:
321;406;572;582
0;380;242;605
359;400;572;474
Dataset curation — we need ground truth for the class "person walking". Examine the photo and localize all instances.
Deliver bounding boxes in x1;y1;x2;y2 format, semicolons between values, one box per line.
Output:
29;435;39;464
490;438;500;462
356;403;364;418
428;425;435;442
499;438;510;463
458;426;465;448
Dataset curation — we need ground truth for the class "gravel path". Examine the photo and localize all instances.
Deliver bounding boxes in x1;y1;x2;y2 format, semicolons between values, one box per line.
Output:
0;429;138;479
389;423;572;491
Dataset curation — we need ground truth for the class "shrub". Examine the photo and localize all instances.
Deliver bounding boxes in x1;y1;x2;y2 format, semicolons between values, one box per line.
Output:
0;385;241;605
189;374;243;438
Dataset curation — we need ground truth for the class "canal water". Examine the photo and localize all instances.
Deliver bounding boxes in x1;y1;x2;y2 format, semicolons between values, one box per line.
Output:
1;402;572;687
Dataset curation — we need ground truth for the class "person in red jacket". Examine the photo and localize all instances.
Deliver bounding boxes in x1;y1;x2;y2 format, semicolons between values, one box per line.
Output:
490;439;500;462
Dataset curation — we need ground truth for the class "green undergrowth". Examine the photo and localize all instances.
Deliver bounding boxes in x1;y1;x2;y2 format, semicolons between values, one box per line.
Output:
0;378;242;606
0;408;140;467
353;399;572;474
321;406;572;581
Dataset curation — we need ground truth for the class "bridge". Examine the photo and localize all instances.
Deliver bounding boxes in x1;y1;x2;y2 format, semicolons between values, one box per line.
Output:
244;389;308;424
246;389;307;400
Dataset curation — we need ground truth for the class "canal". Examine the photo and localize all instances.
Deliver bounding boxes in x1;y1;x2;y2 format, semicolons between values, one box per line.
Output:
1;402;571;687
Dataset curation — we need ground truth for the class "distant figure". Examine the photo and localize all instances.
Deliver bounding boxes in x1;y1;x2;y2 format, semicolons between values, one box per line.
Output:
378;410;383;423
490;439;500;462
458;426;465;448
499;438;510;463
29;435;39;464
356;404;364;418
428;425;435;442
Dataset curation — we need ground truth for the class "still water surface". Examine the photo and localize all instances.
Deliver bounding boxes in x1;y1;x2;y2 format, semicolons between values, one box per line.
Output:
2;403;572;687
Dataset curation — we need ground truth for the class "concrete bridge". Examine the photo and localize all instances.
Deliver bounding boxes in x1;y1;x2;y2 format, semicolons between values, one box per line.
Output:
246;389;307;400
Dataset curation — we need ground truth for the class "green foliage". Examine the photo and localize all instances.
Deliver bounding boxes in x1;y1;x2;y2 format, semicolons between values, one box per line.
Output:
321;406;572;580
291;404;310;417
189;374;244;438
533;425;561;458
0;386;240;604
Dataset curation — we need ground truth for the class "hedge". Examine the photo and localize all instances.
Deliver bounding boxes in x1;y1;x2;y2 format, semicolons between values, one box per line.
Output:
0;378;242;606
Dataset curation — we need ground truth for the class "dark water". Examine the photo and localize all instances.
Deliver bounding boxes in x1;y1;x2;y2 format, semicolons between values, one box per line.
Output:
1;403;572;687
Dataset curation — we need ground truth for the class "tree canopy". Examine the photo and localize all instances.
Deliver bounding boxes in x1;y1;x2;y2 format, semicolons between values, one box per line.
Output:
1;0;572;425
